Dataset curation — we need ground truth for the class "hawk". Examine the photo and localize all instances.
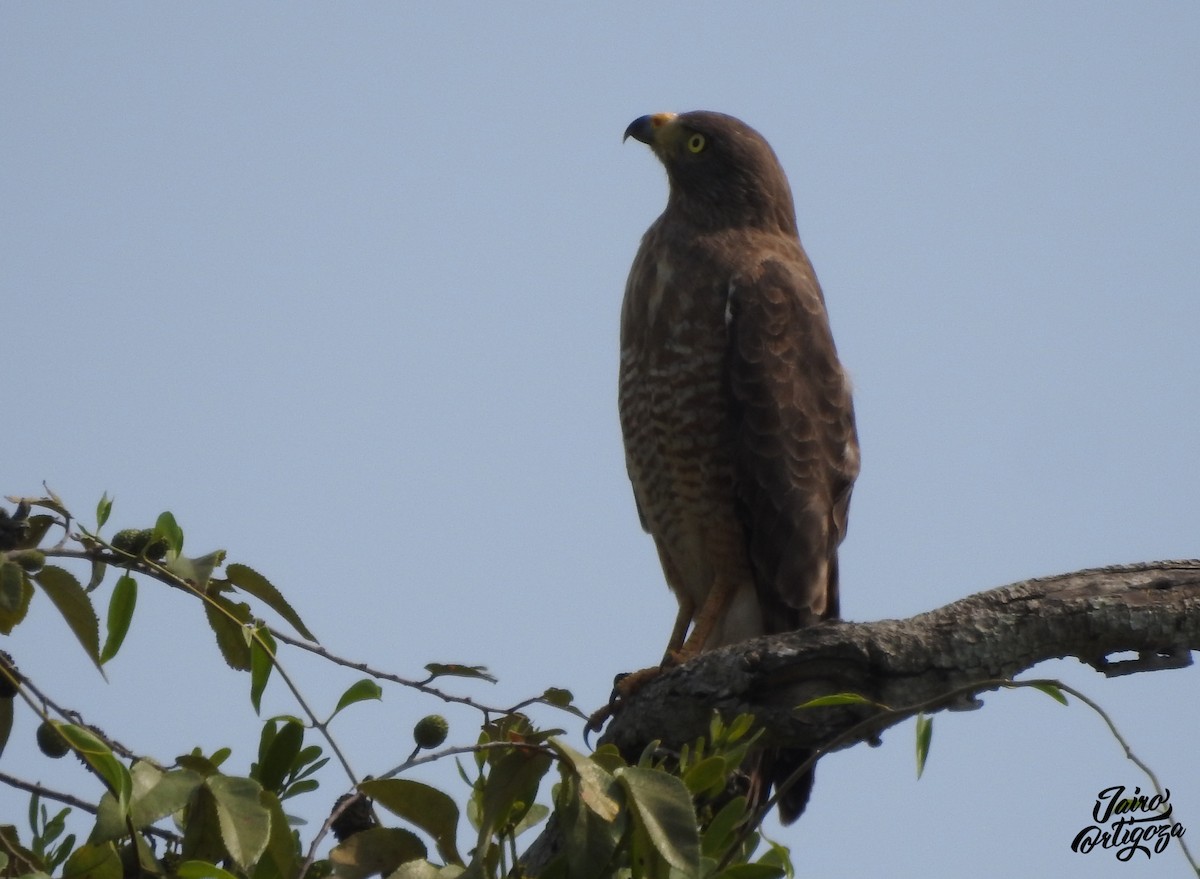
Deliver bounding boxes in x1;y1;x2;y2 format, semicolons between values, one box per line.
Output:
619;111;859;823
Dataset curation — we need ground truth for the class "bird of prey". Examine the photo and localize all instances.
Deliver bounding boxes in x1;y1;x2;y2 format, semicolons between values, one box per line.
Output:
618;111;859;823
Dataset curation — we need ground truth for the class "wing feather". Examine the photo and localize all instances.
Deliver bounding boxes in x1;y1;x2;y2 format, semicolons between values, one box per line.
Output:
726;255;859;630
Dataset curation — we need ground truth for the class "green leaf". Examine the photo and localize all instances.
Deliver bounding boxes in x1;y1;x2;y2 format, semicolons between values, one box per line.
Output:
0;825;40;875
85;559;107;593
754;838;794;872
16;514;56;550
0;561;32;633
795;693;879;709
33;565;103;673
915;712;933;779
510;803;549;838
42;803;69;843
95;494;113;530
0;696;12;760
331;679;383;720
1027;681;1069;705
292;744;326;776
554;773;623;879
723;713;756;743
540;687;574;707
100;575;137;664
708;711;724;745
204;592;252;670
177;860;242;879
589;743;628;775
256;790;299;879
90;797;126;845
424;663;496;683
249;627;276;714
152;511;184;556
256;721;304;795
167;551;226;590
474;747;552;858
207;775;270;871
682;756;728;798
361;778;463;866
617;766;700;876
257;720;278;768
93;764;205;842
329;827;426;879
389;860;445;879
61;842;121;879
132;765;205;827
226;564;316;642
182;786;226;864
177;753;224;777
59;724;132;809
548;740;619;821
281;778;318;800
127;835;159;879
701;795;749;859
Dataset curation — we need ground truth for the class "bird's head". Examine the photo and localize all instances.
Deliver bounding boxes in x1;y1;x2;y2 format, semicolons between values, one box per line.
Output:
624;110;798;235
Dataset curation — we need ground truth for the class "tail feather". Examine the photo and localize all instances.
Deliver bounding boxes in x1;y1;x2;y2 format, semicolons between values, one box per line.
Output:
747;747;816;825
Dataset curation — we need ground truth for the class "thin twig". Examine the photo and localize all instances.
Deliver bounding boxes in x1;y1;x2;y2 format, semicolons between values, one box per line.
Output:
49;545;588;724
257;630;360;786
270;629;587;721
0;772;179;844
1048;681;1199;875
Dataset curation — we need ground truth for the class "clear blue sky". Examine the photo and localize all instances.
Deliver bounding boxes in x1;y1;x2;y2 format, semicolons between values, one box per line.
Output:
3;5;1198;877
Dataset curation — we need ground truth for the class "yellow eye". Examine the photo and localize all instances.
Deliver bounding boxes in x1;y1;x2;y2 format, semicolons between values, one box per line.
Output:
686;133;706;153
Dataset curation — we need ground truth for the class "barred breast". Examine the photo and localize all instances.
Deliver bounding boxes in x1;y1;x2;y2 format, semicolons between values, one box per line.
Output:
618;226;762;647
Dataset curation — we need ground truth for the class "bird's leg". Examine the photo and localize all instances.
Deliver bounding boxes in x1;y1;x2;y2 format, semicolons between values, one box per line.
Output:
662;594;695;663
588;584;731;735
669;576;734;664
616;593;695;697
585;595;696;737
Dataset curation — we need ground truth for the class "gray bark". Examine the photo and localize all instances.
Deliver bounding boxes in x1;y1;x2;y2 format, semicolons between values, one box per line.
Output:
599;560;1200;757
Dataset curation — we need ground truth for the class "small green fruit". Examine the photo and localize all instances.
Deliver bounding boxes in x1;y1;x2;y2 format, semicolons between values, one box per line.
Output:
111;529;145;554
36;721;71;759
11;550;45;573
110;529;167;560
413;714;449;750
143;535;169;560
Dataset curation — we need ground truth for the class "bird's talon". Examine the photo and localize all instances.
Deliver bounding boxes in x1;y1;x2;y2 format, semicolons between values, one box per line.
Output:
584;665;665;742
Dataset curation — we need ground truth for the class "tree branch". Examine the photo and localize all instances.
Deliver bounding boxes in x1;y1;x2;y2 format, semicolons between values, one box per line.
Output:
524;560;1200;875
598;558;1200;764
532;560;1198;870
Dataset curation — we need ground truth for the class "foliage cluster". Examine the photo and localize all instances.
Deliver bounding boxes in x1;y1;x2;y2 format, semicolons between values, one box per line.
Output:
0;493;794;879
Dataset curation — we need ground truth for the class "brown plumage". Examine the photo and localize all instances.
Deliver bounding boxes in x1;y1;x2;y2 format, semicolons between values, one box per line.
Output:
619;111;859;823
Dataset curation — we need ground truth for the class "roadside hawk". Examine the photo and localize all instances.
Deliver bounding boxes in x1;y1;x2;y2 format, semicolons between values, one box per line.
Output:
619;111;859;823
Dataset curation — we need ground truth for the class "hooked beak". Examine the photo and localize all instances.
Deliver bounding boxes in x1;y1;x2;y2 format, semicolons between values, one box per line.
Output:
623;112;678;145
